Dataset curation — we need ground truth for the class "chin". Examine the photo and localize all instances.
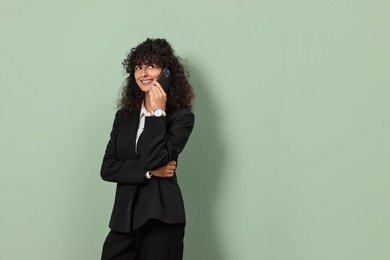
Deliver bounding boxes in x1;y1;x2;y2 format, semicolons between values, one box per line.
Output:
140;87;150;93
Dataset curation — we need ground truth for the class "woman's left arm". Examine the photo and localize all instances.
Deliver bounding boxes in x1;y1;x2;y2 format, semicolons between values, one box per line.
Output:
140;109;195;170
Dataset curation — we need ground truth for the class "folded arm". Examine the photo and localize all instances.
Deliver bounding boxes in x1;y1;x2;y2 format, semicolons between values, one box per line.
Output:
100;111;147;184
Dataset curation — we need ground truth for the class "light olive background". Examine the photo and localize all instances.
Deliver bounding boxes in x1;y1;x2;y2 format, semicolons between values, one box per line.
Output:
1;0;389;259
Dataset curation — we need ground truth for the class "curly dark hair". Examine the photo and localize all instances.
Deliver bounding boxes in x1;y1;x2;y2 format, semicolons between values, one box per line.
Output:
118;38;194;115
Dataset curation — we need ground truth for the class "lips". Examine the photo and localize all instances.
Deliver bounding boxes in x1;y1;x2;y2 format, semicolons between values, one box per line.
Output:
141;79;153;85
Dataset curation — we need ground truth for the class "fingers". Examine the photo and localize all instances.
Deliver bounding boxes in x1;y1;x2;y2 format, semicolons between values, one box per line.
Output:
165;161;176;176
165;163;176;175
159;169;174;178
152;81;165;93
150;82;166;98
148;83;167;111
149;161;177;178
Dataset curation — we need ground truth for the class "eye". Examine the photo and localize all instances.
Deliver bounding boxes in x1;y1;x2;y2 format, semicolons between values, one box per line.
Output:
135;65;141;70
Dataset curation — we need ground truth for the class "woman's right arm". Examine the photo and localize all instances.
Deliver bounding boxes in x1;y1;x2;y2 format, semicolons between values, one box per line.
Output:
100;111;148;184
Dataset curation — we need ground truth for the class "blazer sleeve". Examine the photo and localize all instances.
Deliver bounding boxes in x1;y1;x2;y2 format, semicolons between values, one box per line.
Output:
100;111;147;184
140;109;195;170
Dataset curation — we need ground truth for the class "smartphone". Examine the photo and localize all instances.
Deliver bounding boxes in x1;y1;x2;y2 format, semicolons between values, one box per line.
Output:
157;67;172;93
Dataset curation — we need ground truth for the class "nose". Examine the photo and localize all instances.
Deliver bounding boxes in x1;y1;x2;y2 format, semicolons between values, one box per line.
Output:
141;66;148;77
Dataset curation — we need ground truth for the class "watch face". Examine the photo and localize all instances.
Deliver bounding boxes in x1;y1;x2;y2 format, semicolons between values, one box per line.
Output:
155;109;163;116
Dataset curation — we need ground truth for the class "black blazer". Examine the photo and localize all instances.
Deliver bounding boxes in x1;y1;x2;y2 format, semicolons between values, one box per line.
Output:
101;109;195;232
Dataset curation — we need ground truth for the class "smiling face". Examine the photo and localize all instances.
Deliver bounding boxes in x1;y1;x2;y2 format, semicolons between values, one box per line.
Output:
134;63;162;92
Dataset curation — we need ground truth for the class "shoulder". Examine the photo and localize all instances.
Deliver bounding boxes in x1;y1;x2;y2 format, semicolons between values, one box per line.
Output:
113;109;137;126
115;109;138;119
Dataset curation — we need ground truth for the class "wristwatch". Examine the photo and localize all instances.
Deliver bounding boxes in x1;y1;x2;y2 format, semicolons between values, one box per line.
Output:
145;171;153;179
152;109;166;117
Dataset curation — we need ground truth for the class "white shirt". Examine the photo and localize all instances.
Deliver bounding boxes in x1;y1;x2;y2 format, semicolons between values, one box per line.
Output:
135;102;151;150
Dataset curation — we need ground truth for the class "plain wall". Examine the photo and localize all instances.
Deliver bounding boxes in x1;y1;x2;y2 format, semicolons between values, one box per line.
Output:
1;0;389;259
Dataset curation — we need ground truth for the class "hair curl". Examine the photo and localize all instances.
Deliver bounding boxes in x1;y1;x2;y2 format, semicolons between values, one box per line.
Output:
118;38;194;115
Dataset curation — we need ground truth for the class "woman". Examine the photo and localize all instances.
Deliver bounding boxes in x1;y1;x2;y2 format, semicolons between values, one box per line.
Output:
100;38;195;260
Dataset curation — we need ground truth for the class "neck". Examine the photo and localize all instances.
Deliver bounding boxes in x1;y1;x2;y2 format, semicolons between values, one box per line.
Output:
144;94;153;113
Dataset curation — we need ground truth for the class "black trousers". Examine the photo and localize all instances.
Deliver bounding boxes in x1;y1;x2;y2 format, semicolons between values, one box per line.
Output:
101;220;185;260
